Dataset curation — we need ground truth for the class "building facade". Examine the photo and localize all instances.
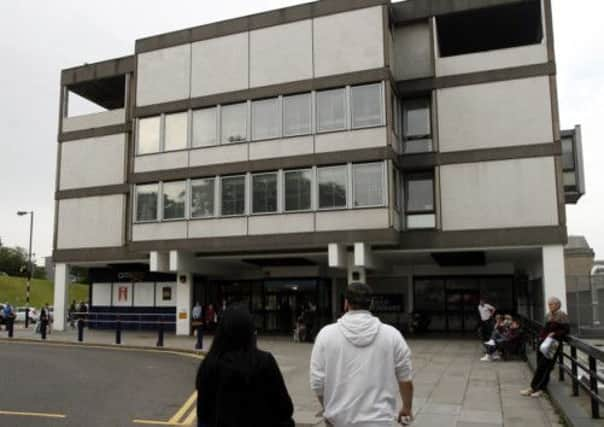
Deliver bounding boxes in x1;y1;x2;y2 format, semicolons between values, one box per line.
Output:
53;0;585;335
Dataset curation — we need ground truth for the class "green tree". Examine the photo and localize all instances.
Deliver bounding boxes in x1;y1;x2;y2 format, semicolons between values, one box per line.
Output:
0;246;28;277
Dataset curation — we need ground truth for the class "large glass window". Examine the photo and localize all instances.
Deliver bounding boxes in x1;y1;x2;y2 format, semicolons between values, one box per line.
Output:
285;169;312;211
403;98;432;153
353;162;384;207
318;166;347;209
252;173;278;214
252;98;280;140
192;107;217;147
562;137;575;170
135;184;158;221
351;83;383;128
162;181;186;220
221;176;245;216
164;112;188;151
283;93;311;136
137;117;161;155
191;178;215;218
221;103;248;144
317;88;346;132
405;171;435;229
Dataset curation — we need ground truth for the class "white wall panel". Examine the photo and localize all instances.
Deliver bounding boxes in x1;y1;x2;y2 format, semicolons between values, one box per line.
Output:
248;213;314;235
438;77;553;152
57;195;125;249
62;109;125;132
112;282;132;307
250;20;313;87
314;6;384;77
133;282;155;307
315;127;387;153
188;217;247;238
134;151;188;173
156;282;176;307
440;157;559;230
189;144;248;167
316;208;389;231
137;45;191;106
132;222;187;241
249;136;313;160
92;283;112;306
191;33;249;97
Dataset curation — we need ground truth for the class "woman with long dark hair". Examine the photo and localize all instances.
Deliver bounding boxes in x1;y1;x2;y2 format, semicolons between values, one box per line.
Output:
521;297;570;397
196;306;295;427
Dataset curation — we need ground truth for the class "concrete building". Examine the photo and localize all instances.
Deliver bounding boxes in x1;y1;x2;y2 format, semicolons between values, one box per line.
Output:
53;0;586;335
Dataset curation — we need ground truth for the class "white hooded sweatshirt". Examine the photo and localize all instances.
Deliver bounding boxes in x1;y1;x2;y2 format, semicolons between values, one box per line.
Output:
310;311;413;427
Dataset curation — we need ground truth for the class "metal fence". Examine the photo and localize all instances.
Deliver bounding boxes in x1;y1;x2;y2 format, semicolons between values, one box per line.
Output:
566;275;604;338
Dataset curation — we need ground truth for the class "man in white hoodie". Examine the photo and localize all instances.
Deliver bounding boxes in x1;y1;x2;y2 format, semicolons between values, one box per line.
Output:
310;282;413;427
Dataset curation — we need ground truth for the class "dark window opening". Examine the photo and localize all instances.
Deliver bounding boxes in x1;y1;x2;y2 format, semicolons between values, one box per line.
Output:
66;75;126;116
436;1;543;57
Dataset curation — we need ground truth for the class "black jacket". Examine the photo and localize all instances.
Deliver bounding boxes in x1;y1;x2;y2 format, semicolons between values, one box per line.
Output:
196;349;294;427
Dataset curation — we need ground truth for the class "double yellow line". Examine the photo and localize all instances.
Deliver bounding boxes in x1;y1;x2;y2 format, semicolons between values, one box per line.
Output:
133;390;197;426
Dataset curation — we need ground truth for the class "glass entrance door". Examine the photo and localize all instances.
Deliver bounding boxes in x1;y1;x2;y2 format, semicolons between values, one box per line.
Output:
445;289;480;332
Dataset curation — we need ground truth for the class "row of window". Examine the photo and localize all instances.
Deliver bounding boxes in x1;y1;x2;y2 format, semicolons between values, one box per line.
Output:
393;96;433;154
137;83;385;155
135;162;387;222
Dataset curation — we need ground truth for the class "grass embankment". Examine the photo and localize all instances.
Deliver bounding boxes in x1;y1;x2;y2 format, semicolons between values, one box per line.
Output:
0;276;89;307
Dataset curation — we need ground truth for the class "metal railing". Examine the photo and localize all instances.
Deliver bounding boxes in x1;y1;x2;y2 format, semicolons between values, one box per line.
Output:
522;316;604;418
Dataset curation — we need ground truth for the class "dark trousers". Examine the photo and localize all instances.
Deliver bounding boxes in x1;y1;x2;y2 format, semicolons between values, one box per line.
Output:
531;350;558;391
479;319;493;341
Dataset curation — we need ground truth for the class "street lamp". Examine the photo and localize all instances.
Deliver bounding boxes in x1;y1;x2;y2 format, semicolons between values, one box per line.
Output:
17;210;34;328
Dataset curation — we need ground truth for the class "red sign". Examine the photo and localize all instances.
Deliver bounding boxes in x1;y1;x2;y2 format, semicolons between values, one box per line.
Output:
118;286;128;302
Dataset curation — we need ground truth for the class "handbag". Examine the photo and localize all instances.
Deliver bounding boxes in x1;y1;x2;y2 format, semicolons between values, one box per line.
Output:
539;336;559;359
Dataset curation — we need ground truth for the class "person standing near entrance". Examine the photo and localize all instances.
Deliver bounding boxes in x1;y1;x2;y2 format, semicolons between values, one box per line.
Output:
310;283;414;426
477;298;496;341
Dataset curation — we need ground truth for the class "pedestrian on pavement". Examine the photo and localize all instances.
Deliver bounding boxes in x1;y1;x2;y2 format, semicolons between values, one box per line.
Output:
310;282;414;427
192;301;202;321
196;306;294;427
478;298;496;341
3;303;15;333
40;303;50;338
521;297;569;397
68;300;77;328
204;304;216;332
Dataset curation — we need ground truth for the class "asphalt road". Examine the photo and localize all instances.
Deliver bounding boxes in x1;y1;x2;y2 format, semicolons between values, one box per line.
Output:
0;341;200;427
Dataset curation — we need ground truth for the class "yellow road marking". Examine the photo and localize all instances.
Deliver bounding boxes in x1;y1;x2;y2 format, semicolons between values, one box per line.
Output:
182;405;197;425
0;410;66;419
132;420;181;426
168;391;197;423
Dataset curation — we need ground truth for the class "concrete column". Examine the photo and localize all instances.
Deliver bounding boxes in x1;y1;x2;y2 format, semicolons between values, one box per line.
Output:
542;245;567;313
53;263;69;331
176;272;192;336
347;252;366;284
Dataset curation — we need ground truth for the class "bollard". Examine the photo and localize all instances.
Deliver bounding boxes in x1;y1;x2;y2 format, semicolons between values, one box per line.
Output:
157;322;164;347
8;318;14;338
78;319;84;342
24;308;29;329
115;320;122;345
195;325;203;350
41;320;47;340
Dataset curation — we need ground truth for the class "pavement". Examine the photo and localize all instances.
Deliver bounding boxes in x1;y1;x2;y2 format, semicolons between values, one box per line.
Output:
0;325;576;426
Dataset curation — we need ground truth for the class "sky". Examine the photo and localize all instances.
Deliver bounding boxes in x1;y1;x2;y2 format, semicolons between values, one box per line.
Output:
0;0;602;267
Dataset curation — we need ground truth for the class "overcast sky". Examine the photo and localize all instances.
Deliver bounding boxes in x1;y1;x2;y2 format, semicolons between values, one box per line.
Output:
0;0;602;267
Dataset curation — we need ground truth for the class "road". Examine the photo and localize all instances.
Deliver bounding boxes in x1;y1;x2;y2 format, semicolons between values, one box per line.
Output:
0;341;200;426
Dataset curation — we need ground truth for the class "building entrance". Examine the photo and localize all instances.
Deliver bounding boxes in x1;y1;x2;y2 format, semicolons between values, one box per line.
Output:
445;289;480;332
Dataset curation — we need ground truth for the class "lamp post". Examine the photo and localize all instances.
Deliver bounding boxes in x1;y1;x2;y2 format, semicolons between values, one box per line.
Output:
17;210;34;328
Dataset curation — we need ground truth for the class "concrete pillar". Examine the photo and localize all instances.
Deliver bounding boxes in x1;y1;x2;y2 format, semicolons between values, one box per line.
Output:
176;272;193;336
347;252;366;284
542;245;567;313
53;263;69;331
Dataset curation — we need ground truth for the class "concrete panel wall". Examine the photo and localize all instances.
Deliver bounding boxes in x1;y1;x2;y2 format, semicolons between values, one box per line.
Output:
57;195;125;249
60;134;126;190
248;213;314;235
315;127;387;153
134;151;189;173
249;136;314;160
313;6;384;77
188;217;247;238
189;144;248;167
437;77;553;152
440;157;559;231
132;222;187;241
392;22;433;81
133;282;155;306
250;20;313;87
191;33;249;97
137;45;191;106
62;109;125;132
92;283;112;306
316;208;389;231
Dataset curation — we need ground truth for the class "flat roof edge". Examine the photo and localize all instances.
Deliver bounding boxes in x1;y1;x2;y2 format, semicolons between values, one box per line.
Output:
135;0;389;54
61;55;135;86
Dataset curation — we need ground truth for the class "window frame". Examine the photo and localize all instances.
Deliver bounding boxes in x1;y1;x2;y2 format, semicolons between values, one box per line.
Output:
252;97;282;141
136;116;162;156
316;87;348;133
160;180;187;221
220;102;249;145
283;168;313;213
220;174;247;217
350;82;385;130
352;162;386;208
402;97;433;154
404;171;436;229
190;177;216;219
134;183;160;223
282;92;313;137
251;171;279;215
192;107;218;148
317;165;348;211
